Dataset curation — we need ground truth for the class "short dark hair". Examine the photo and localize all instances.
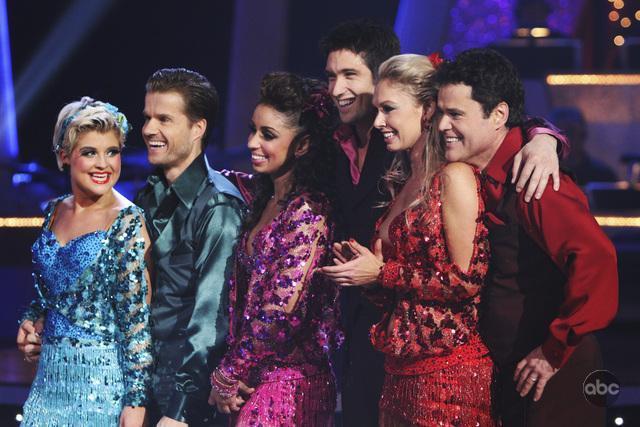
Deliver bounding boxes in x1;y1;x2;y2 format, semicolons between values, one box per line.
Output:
435;48;524;128
145;68;219;146
319;18;400;77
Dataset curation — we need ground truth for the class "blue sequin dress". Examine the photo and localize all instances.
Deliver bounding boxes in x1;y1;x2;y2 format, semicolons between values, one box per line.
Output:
20;197;153;426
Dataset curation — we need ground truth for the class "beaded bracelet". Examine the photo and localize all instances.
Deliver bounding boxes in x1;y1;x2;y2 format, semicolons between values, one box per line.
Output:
210;368;239;399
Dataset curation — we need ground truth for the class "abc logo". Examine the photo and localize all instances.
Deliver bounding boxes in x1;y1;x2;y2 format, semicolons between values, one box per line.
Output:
583;370;620;407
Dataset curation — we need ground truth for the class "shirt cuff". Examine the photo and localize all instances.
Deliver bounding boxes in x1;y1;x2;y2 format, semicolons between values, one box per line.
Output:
541;335;576;369
164;392;189;423
527;127;570;159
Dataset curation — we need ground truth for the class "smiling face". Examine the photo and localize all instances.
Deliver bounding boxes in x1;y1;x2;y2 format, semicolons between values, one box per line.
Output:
373;79;428;153
247;104;300;179
142;90;205;183
61;130;121;199
437;83;506;169
325;49;376;126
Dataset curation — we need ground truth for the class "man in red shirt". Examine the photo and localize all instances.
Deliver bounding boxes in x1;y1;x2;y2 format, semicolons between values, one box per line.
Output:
436;48;618;426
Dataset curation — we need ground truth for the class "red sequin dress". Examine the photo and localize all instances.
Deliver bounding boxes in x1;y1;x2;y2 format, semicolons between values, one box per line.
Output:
369;170;496;427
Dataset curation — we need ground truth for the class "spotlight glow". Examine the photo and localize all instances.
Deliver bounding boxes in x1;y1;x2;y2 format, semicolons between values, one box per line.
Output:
635;10;640;20
610;10;620;21
0;0;19;160
15;414;23;422
614;35;625;46
614;417;624;426
14;0;115;119
621;17;631;27
614;0;625;10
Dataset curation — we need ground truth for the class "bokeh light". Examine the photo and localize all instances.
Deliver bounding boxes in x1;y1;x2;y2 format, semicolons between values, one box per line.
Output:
614;35;625;46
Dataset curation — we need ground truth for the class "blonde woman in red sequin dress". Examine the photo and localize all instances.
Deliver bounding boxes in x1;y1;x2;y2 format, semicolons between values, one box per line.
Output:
322;54;495;427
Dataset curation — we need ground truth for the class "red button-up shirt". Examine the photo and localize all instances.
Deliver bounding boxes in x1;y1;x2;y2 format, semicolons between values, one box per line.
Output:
482;128;618;368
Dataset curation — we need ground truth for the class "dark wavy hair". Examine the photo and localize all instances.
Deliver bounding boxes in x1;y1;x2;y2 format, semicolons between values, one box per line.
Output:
145;68;219;147
434;48;524;128
244;72;339;230
319;18;400;78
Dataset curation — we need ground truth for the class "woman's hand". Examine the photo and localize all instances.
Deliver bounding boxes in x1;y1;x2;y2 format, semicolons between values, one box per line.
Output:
17;318;43;363
119;406;146;427
208;381;254;414
320;239;384;287
209;389;244;414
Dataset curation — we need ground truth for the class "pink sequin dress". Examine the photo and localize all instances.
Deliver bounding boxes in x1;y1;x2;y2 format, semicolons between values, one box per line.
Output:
369;170;496;427
216;192;342;426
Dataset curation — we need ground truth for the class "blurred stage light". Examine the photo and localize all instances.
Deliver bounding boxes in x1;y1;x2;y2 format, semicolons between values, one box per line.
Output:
13;0;115;118
11;173;32;186
614;416;624;426
546;74;640;85
610;10;620;21
15;413;23;422
614;0;625;10
621;17;631;27
0;217;44;228
614;35;626;46
595;216;640;228
530;27;550;38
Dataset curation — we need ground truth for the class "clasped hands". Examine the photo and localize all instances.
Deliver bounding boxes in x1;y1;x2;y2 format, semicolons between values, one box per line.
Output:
208;381;255;414
320;239;384;287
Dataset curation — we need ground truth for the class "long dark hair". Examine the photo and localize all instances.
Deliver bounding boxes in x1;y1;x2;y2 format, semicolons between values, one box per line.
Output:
244;72;339;230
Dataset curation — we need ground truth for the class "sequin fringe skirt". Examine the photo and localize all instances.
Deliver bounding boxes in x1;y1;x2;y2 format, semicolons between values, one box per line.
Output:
21;339;125;427
232;366;336;427
379;355;495;427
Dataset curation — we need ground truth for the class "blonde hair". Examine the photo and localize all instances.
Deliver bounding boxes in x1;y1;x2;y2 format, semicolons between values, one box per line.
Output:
52;96;130;171
377;54;443;207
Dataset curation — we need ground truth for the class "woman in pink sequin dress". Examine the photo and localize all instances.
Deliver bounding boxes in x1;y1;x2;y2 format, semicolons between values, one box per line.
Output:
322;54;496;427
209;72;342;426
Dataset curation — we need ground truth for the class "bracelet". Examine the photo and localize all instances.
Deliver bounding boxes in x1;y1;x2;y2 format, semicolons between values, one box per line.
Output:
210;368;239;399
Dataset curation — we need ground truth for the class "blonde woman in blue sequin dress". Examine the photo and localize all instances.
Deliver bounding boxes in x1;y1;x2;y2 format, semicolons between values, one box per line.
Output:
18;97;153;426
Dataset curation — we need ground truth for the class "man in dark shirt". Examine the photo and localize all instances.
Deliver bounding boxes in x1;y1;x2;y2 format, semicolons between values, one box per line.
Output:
320;20;399;426
436;48;618;427
136;68;244;427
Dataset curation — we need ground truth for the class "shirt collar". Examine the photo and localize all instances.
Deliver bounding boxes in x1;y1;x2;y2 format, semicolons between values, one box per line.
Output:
146;154;209;208
333;123;380;185
484;127;524;184
333;123;377;146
